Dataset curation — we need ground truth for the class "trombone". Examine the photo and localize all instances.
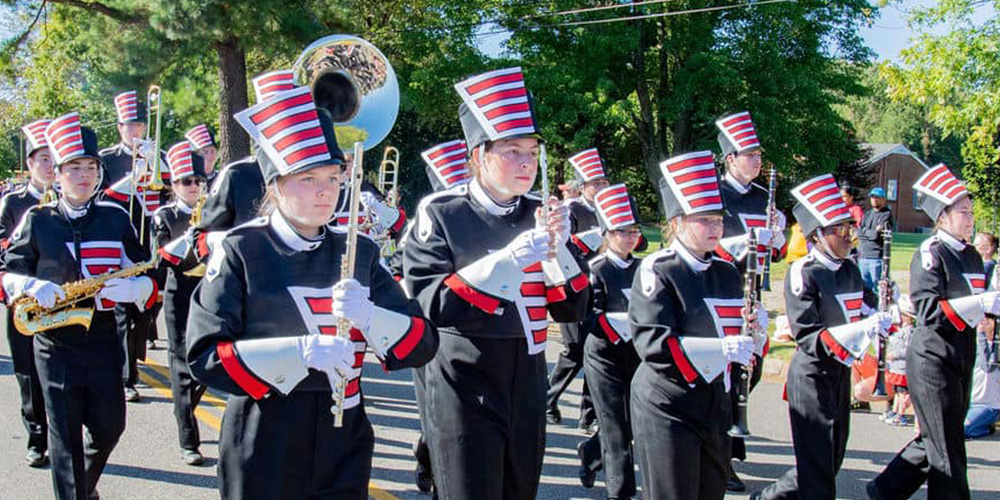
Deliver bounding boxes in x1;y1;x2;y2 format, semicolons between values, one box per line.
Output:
129;85;166;246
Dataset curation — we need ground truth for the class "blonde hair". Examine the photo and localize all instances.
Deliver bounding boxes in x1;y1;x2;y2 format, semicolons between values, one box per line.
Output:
257;182;279;217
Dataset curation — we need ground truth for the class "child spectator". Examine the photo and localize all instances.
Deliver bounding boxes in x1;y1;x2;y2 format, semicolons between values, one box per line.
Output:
882;296;915;426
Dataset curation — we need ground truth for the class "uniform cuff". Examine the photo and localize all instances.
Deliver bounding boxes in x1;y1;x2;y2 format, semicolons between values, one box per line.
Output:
364;307;427;361
941;296;983;331
229;337;310;396
825;321;874;361
672;336;727;384
449;250;523;314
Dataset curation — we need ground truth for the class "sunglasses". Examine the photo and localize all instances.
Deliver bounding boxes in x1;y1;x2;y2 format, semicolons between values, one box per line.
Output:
175;177;205;187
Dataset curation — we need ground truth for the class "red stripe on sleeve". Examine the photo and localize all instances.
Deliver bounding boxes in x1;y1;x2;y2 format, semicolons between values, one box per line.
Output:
545;284;567;303
571;235;593;256
444;274;501;314
597;314;622;344
216;342;270;400
143;278;158;310
939;299;967;331
667;337;698;383
158;248;181;266
0;271;6;303
391;207;406;233
714;244;735;262
569;273;589;293
819;330;852;362
196;233;210;260
391;317;426;360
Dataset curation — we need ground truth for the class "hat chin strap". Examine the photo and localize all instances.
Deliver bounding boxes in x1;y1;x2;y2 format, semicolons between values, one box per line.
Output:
814;232;844;262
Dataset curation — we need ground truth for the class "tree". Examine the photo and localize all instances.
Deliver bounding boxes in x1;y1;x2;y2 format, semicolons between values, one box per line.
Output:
878;0;1000;226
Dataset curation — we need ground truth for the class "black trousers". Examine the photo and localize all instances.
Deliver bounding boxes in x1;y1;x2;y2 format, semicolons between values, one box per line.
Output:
547;321;595;424
870;326;976;500
761;352;850;500
219;391;374;500
35;335;125;500
427;333;547;500
6;309;47;453
731;353;764;461
116;303;157;386
164;280;205;451
631;366;729;500
412;364;433;479
583;334;640;499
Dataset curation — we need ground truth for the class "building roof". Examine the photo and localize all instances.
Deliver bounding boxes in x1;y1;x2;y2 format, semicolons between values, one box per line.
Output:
861;143;929;170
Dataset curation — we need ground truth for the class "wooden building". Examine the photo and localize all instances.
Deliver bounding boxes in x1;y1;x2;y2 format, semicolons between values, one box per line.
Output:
861;143;932;233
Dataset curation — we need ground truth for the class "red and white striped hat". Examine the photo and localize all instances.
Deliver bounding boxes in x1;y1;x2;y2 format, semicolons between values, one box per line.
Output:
913;163;969;221
791;174;852;235
44;113;87;165
184;124;216;150
658;150;724;219
167;141;196;180
114;90;143;123
252;69;296;103
595;183;639;231
716;111;761;156
21;119;51;157
421;140;471;190
455;67;539;147
569;148;607;182
234;86;334;180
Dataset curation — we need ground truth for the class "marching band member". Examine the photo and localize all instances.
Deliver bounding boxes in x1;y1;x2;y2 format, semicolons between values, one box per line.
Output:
0;118;54;467
579;183;644;499
629;151;758;500
714;111;786;490
189;69;293;265
186;88;437;499
868;165;1000;500
545;148;609;428
152;140;208;466
2;112;158;500
755;174;890;500
184;124;219;183
404;67;589;499
99;90;169;187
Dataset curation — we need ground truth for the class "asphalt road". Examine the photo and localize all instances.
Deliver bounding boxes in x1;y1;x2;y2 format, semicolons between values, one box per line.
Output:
1;312;998;499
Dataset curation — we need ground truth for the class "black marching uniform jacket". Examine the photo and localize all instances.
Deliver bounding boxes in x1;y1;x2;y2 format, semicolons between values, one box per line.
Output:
191;156;265;261
403;180;589;499
871;231;985;500
186;212;437;499
584;250;641;499
0;182;48;455
760;248;876;500
98;143;170;190
629;241;743;500
2;199;155;500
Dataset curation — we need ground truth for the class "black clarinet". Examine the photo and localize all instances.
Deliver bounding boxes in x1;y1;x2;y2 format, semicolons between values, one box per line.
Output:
729;231;758;438
761;166;777;291
872;226;893;397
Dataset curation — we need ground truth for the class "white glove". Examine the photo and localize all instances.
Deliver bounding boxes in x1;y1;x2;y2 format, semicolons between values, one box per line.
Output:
722;336;755;366
507;228;551;269
752;227;773;248
297;334;355;381
770;230;786;251
361;192;400;232
755;305;769;333
863;311;894;340
536;198;571;248
331;279;373;333
98;277;153;306
978;291;1000;316
25;279;66;309
773;210;787;232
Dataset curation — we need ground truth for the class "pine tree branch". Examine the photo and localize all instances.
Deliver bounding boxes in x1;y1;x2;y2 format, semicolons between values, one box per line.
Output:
47;0;148;25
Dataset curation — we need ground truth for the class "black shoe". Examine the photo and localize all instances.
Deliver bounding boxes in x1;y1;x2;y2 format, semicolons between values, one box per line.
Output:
866;480;885;500
546;406;562;424
147;339;158;350
87;489;100;500
576;441;596;489
415;461;433;492
850;399;870;411
25;449;48;468
578;419;596;434
749;492;763;500
726;462;746;492
125;386;141;403
181;448;204;466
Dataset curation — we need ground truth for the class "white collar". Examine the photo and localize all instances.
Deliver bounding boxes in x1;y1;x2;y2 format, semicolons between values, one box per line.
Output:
936;230;966;251
670;240;711;272
270;211;323;252
723;173;750;195
59;199;89;220
119;142;133;156
577;197;597;212
604;250;632;269
26;183;44;200
809;247;843;271
175;199;194;214
469;179;519;216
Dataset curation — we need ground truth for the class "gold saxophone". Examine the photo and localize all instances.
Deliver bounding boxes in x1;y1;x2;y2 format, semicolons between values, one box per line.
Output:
13;257;159;336
183;190;208;277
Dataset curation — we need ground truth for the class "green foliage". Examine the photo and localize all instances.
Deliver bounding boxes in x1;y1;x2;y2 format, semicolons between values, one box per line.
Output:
878;0;1000;228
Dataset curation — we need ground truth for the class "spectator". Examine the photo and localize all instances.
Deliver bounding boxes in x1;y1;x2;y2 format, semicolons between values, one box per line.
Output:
965;322;1000;438
882;295;915;426
974;231;997;288
841;186;864;228
858;187;893;292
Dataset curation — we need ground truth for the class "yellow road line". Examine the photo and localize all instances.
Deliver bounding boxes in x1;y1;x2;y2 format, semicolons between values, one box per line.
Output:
138;361;404;500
